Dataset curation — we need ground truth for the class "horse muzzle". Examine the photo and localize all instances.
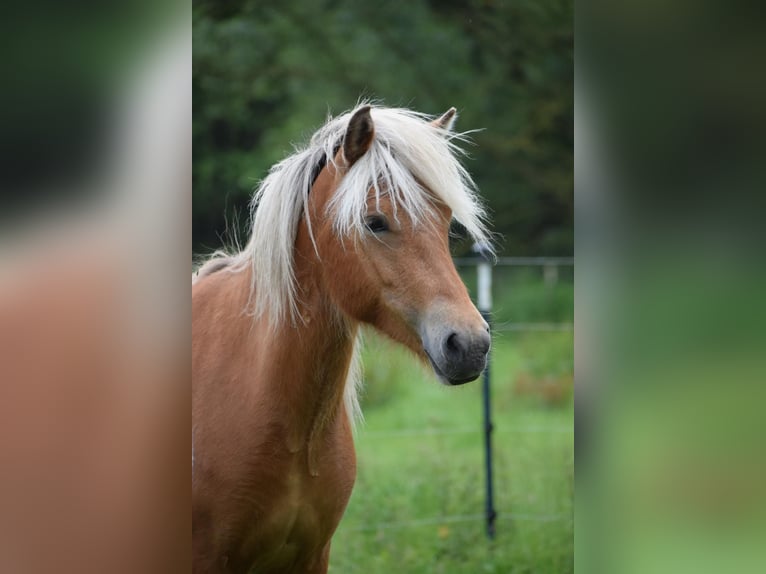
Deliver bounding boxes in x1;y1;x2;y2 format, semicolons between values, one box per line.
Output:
419;310;491;386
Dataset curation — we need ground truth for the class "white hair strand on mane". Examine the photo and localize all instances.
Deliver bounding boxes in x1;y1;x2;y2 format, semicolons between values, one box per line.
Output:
244;104;491;324
198;103;492;428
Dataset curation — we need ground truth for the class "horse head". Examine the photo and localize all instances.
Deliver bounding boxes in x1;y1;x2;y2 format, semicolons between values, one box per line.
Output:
305;105;491;385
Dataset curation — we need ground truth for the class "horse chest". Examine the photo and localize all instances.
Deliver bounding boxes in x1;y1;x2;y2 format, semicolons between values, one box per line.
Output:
236;452;355;573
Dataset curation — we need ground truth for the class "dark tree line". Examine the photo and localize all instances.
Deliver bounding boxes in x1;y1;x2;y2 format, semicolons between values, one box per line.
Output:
193;0;572;256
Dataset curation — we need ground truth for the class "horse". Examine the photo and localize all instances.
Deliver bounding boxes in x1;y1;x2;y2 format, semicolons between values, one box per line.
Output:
192;104;492;573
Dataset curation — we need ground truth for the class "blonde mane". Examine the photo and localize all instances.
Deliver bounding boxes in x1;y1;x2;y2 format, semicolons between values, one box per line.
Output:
198;103;491;426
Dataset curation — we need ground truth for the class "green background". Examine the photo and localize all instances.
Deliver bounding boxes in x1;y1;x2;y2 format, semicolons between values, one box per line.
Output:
192;0;572;257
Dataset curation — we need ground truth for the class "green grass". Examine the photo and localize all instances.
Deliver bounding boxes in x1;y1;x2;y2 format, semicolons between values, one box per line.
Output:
329;332;574;574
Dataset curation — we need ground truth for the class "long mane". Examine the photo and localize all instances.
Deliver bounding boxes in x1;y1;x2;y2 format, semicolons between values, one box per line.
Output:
245;104;489;321
196;103;491;426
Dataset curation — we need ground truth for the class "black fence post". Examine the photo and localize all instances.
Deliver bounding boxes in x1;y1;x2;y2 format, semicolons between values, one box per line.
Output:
473;242;496;540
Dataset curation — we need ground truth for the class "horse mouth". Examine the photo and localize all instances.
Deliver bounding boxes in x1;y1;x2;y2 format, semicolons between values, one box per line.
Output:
425;351;480;386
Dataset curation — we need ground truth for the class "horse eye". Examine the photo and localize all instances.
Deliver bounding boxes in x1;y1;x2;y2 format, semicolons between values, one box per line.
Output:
364;215;390;233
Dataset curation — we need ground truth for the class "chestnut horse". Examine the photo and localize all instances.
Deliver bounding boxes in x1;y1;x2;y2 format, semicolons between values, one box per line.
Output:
192;104;491;573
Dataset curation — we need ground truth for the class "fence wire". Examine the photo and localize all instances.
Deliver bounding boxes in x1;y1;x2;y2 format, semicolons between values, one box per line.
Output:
359;426;573;438
454;256;574;333
347;256;574;538
493;321;574;332
348;511;570;532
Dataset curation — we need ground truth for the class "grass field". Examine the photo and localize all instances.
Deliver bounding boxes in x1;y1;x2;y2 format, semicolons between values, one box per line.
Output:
329;329;574;574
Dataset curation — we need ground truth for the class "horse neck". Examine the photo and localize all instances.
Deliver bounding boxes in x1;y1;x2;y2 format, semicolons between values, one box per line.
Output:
262;221;358;474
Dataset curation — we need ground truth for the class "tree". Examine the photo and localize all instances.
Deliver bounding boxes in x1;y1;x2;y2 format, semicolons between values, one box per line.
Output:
193;0;573;256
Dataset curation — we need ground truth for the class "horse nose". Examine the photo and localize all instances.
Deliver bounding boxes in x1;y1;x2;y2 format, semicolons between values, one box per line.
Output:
442;328;491;375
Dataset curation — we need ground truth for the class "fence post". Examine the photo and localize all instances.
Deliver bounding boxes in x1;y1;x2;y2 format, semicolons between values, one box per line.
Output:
473;242;496;540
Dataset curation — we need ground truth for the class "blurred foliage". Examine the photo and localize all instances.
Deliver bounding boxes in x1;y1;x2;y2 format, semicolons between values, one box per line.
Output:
512;331;574;407
358;331;414;411
517;331;573;378
459;265;574;324
193;0;572;256
0;0;174;218
336;335;574;572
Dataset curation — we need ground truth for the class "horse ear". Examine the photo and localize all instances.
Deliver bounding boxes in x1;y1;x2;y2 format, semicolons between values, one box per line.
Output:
432;107;457;131
343;105;375;166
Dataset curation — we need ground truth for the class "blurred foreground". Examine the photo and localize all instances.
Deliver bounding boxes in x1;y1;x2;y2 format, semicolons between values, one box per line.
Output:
0;5;190;573
578;1;766;571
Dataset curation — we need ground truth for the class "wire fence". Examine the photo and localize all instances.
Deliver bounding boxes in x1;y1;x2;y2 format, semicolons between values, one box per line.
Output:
350;256;575;535
454;255;574;334
348;511;571;532
353;428;573;531
493;321;574;332
360;425;573;438
452;256;574;267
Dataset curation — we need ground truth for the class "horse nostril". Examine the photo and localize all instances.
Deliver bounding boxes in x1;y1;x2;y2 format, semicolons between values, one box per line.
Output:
445;332;461;356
